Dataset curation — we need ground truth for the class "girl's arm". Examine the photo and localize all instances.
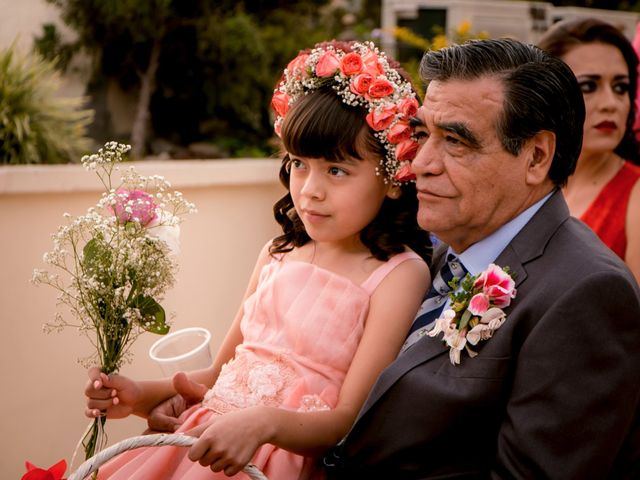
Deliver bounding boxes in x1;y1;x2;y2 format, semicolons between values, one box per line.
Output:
625;178;640;285
86;241;273;420
187;256;431;473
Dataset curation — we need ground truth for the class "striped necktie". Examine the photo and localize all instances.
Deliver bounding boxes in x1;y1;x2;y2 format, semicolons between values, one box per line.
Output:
401;253;467;352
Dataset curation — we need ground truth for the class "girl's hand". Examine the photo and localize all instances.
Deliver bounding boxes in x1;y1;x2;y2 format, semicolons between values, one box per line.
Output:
186;406;272;476
84;366;142;419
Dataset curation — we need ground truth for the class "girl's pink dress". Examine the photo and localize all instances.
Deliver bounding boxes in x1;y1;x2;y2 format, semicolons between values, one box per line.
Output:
97;251;420;480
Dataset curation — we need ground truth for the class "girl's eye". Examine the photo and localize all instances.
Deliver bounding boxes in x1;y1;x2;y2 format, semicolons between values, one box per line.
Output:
290;159;305;170
613;82;630;95
328;166;347;176
579;80;597;94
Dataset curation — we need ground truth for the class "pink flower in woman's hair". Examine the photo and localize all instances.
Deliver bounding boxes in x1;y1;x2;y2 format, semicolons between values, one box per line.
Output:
365;105;397;131
386;121;412;144
22;459;66;480
395;139;419;161
287;53;310;79
398;97;419;118
362;51;384;77
271;91;290;117
368;78;395;98
350;73;374;96
473;264;516;308
340;52;364;76
315;50;340;77
393;162;415;182
112;188;158;226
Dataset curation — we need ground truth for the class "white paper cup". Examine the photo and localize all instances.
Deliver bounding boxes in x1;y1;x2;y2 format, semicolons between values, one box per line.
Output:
149;327;212;377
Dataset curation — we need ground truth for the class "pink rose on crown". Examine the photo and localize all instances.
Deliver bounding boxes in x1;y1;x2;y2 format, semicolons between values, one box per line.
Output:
287;53;310;79
271;91;290;118
112;188;158;226
366;105;397;131
395;139;419;161
368;78;395;98
350;73;374;96
398;97;419;117
315;50;340;77
393;161;415;182
340;52;363;76
387;121;412;144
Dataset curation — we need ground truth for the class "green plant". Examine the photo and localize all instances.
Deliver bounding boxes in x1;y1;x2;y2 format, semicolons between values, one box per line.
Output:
0;43;93;164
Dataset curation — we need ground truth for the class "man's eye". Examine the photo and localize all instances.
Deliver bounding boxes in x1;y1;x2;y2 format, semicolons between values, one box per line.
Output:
414;130;429;144
446;136;462;145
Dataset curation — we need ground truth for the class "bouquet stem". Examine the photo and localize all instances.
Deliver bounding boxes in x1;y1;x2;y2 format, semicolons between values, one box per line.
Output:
83;415;107;461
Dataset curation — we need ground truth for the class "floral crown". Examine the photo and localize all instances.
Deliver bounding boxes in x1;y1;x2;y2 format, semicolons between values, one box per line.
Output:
271;41;420;184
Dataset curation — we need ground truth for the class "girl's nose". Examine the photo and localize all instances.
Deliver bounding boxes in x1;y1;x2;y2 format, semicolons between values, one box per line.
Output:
300;171;325;200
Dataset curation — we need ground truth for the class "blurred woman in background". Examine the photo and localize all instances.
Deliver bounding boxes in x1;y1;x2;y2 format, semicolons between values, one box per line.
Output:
539;17;640;283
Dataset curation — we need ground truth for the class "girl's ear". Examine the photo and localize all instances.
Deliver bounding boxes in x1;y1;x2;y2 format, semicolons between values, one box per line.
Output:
386;186;401;199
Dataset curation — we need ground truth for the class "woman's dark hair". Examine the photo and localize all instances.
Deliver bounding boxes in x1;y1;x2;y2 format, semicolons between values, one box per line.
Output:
269;88;432;264
420;37;585;186
538;17;640;165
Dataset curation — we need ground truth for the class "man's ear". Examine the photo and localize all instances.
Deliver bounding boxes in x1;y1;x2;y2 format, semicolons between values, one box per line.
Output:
386;186;401;199
525;130;556;186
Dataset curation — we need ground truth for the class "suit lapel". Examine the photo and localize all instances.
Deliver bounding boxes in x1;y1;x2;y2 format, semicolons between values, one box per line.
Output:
354;190;570;422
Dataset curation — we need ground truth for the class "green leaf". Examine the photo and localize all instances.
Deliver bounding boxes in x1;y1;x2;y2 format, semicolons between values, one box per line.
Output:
82;237;99;267
459;309;472;331
131;294;169;335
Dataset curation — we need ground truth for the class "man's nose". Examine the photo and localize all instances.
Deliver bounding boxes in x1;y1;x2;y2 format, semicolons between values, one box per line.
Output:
412;138;443;176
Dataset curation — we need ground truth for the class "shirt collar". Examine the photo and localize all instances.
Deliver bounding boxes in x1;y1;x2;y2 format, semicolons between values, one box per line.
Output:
453;191;554;277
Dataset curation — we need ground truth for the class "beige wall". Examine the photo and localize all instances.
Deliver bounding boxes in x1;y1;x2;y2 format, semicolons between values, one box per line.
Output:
0;159;283;478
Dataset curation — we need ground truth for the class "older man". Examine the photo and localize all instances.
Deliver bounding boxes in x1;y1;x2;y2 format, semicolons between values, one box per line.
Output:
325;38;640;479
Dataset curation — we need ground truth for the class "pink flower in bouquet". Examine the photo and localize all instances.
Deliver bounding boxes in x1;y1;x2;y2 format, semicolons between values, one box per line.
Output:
112;188;158;226
473;263;516;307
22;459;66;480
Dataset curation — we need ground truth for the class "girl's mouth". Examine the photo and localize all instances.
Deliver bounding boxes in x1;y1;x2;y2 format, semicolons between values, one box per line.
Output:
594;120;617;132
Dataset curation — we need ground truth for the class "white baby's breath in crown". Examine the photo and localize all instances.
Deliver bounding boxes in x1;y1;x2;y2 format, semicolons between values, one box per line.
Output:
272;41;420;185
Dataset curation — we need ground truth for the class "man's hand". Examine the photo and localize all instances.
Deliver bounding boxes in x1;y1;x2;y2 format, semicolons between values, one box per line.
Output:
145;372;208;433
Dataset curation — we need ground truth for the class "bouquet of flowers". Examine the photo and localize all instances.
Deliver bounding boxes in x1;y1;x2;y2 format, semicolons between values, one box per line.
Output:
32;142;196;462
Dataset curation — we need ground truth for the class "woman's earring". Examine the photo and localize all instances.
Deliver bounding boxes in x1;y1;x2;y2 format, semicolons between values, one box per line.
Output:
387;187;401;199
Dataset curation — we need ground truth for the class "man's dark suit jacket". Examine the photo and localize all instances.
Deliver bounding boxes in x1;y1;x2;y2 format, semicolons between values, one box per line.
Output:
327;190;640;479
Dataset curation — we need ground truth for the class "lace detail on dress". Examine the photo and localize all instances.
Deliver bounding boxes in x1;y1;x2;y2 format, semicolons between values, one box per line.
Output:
297;394;331;412
203;353;298;414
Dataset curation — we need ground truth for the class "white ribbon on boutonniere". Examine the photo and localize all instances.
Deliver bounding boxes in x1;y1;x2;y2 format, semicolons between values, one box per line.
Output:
427;263;516;365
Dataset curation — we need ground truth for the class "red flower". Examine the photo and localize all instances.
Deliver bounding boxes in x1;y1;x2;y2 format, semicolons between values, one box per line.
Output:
22;459;67;480
368;78;395;98
339;52;363;76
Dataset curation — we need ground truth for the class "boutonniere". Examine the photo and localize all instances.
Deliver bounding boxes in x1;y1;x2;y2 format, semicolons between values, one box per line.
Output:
428;264;516;365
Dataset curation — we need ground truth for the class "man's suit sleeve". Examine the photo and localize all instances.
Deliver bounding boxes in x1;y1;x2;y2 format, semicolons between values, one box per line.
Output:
492;269;640;479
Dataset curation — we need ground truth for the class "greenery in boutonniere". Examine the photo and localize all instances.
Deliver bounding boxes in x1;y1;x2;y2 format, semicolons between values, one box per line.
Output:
428;264;516;365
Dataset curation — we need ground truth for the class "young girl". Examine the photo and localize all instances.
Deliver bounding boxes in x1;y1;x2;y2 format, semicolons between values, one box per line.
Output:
85;40;432;479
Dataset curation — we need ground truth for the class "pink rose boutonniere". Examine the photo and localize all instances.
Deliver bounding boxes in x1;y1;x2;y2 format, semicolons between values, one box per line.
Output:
428;264;516;365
